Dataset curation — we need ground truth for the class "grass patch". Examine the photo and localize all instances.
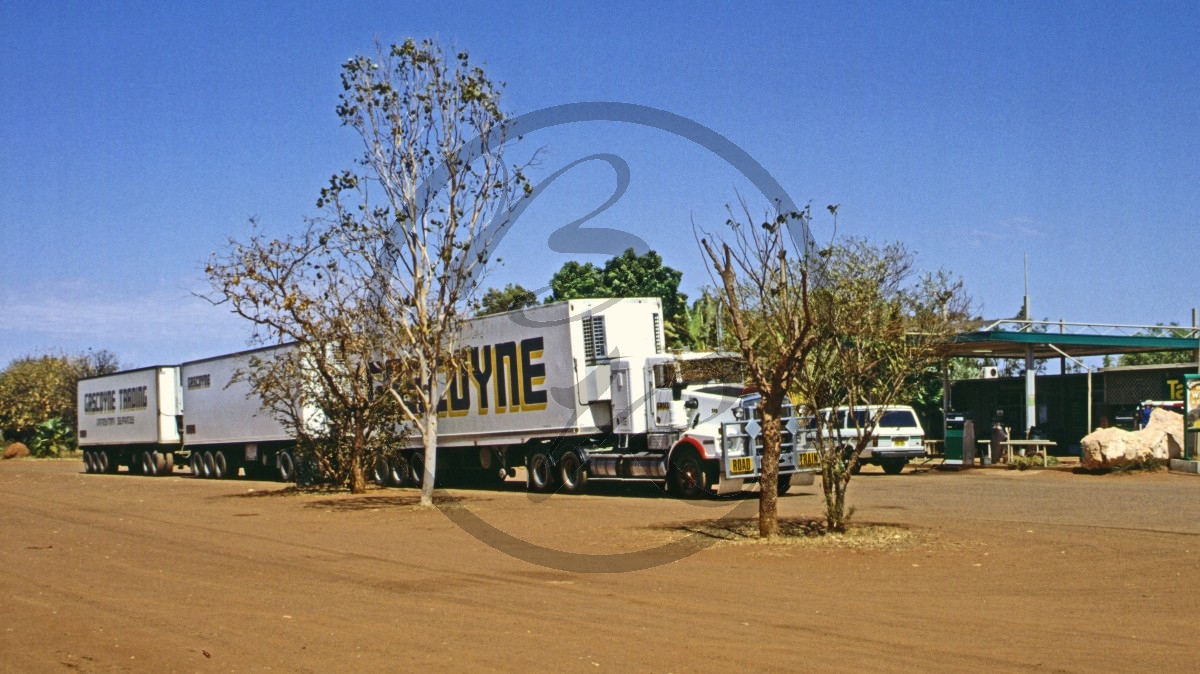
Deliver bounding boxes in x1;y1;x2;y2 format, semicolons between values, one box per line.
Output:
666;517;923;552
1007;455;1060;470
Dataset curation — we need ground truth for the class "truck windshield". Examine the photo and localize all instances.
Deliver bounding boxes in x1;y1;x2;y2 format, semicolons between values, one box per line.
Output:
675;356;746;386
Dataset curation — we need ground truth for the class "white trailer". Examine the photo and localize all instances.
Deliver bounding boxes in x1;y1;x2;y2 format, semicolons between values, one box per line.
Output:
179;344;305;481
77;365;182;475
400;298;818;497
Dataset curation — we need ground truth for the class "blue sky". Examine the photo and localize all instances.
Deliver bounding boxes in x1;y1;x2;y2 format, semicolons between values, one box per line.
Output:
2;1;1197;368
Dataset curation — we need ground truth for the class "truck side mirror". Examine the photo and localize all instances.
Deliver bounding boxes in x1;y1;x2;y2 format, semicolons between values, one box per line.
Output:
684;397;699;410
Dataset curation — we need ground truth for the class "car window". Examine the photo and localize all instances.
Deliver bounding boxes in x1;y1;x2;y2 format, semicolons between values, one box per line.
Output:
879;410;918;427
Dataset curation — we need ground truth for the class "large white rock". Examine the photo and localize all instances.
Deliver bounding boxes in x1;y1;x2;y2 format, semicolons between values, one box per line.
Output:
1080;408;1185;469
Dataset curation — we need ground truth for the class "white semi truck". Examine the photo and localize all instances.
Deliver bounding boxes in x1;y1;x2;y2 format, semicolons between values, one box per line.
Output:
397;298;818;497
76;297;818;496
77;365;183;475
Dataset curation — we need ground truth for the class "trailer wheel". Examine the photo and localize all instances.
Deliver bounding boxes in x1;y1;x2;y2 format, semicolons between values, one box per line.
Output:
881;459;906;475
371;457;390;487
189;452;203;477
214;450;237;479
100;450;115;474
277;450;295;482
527;451;556;493
408;451;425;487
778;473;793;495
129;450;145;476
202;451;217;479
668;448;710;499
389;455;409;487
557;451;588;495
82;451;94;473
142;450;158;476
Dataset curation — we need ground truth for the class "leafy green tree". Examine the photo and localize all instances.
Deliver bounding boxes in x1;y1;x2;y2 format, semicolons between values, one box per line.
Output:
801;237;969;532
548;248;689;345
1118;323;1195;366
0;349;120;443
479;283;538;316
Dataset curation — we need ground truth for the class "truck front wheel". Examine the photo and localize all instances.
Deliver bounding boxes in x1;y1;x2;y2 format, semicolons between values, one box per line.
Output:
527;451;556;493
558;451;587;494
881;458;907;475
669;449;711;499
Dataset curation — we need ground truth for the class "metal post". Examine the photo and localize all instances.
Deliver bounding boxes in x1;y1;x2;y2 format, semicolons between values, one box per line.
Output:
1025;345;1036;439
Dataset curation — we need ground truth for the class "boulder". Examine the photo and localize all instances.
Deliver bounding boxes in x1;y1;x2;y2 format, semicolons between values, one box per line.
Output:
1080;409;1185;469
2;442;31;460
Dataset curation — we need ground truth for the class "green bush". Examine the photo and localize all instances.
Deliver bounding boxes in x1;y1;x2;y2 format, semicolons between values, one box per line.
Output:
27;418;74;457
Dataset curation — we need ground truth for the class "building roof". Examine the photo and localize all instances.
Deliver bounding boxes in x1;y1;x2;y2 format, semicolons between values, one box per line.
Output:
941;319;1200;359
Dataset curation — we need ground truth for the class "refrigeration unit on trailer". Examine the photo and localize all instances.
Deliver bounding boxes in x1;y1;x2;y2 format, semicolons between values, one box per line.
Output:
397;297;818;497
77;366;182;475
180;344;309;481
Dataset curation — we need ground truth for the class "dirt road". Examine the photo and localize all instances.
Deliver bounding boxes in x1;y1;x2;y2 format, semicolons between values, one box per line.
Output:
2;459;1197;672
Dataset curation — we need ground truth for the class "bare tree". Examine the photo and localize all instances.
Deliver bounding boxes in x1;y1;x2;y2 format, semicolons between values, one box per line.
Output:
697;197;816;538
801;236;969;532
206;39;528;497
205;220;409;493
322;39;530;506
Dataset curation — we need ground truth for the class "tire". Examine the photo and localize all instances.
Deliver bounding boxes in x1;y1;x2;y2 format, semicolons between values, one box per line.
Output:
83;451;96;473
408;451;425;487
142;450;158;476
213;450;235;479
100;450;115;474
881;459;906;475
189;451;204;477
557;451;588;495
202;451;217;479
371;457;390;487
157;452;173;475
276;450;295;482
778;472;793;495
129;450;144;476
526;451;556;492
669;449;710;499
389;455;409;487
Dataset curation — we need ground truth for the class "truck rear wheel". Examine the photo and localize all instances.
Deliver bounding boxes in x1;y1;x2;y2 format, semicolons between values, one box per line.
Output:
156;452;173;475
408;451;425;487
558;451;587;494
371;457;390;487
527;451;556;492
389;455;409;487
669;449;710;499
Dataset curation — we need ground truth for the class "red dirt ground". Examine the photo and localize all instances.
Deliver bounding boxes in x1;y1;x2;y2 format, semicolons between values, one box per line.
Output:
2;459;1197;672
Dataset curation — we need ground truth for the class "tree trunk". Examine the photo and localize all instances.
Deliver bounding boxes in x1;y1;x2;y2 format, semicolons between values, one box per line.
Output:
758;408;781;538
420;412;438;507
348;425;367;494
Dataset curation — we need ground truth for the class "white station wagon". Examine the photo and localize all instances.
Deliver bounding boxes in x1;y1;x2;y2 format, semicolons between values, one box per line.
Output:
810;405;926;474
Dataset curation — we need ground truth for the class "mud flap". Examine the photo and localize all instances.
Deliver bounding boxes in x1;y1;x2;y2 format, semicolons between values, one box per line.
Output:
717;472;744;495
